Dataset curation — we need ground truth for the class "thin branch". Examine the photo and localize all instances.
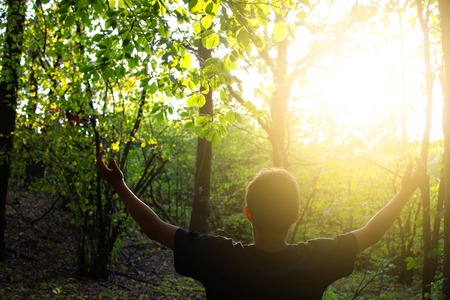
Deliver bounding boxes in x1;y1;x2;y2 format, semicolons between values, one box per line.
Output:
227;85;270;132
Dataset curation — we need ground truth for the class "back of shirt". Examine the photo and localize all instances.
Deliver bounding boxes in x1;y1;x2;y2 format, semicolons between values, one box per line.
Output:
174;228;357;300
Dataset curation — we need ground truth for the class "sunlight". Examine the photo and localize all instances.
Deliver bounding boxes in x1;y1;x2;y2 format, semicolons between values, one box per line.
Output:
319;48;408;127
292;21;443;141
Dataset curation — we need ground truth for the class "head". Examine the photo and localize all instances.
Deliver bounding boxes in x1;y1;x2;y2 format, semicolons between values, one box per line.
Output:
244;168;300;234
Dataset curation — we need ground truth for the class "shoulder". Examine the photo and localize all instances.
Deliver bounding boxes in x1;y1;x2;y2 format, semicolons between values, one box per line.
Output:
297;232;357;267
174;228;242;260
174;228;236;249
304;232;357;251
173;228;243;279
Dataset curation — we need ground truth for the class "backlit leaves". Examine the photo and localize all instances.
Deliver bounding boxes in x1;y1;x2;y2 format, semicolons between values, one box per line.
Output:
273;21;288;43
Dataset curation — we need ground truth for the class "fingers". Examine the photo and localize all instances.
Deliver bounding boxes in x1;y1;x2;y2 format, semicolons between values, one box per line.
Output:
404;161;413;177
97;151;109;173
414;157;426;174
108;157;120;172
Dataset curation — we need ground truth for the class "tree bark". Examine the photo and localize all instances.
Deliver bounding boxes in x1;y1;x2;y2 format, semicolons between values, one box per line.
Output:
189;43;213;233
438;0;450;297
415;0;434;297
0;0;26;261
269;16;291;169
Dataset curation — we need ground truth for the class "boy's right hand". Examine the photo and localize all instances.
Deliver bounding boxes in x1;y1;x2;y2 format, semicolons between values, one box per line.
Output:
97;151;124;187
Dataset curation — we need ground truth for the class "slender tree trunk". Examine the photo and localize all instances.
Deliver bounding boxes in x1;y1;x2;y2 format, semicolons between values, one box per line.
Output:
0;0;26;261
416;0;434;297
439;0;450;297
189;43;213;233
269;19;291;169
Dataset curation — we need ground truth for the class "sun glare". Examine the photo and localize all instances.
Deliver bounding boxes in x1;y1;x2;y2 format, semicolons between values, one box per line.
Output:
292;21;443;141
320;49;407;127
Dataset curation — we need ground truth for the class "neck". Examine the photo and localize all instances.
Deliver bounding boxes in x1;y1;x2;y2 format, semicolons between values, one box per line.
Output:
251;227;289;253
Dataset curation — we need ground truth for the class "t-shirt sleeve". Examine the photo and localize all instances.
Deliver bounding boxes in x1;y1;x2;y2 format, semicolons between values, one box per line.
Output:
305;233;357;282
173;228;233;282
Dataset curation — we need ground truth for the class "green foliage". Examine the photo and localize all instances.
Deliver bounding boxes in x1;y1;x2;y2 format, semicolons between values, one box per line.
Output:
10;0;207;279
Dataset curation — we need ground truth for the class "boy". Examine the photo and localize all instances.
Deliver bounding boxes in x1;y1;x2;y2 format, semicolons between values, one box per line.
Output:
97;152;425;299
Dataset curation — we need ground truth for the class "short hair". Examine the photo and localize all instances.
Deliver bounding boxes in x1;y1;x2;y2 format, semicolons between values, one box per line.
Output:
245;168;300;233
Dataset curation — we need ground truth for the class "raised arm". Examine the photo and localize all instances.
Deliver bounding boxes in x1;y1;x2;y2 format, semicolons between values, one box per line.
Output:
97;152;178;249
351;161;427;253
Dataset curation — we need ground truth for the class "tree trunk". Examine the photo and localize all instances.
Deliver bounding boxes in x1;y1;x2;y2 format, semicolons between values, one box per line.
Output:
416;0;434;297
269;20;291;169
189;43;213;233
0;0;26;261
439;0;450;297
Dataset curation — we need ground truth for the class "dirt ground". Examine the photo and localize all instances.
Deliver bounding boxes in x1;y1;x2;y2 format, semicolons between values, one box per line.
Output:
1;187;205;299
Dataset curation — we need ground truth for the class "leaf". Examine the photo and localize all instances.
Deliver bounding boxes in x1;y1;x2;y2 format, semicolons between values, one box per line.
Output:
226;111;235;123
237;29;250;49
211;132;220;145
300;0;311;7
180;54;192;68
111;141;120;152
189;0;202;13
205;2;218;15
197;94;206;107
405;257;418;270
200;15;213;30
273;21;288;43
195;115;210;125
201;33;220;49
65;15;75;27
118;0;131;8
186;94;200;107
148;82;158;94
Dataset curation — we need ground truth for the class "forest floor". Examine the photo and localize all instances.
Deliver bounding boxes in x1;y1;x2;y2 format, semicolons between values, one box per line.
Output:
1;187;205;299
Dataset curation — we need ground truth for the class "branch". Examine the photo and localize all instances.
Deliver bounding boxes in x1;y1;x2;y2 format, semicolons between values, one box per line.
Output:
226;85;271;132
6;196;59;226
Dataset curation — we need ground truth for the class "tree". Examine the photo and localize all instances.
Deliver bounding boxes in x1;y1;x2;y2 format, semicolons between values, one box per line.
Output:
0;0;26;261
11;0;226;278
222;1;364;169
190;42;213;233
439;0;450;296
415;0;435;297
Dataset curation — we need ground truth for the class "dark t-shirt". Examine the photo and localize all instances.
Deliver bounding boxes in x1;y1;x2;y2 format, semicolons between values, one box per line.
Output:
174;228;357;300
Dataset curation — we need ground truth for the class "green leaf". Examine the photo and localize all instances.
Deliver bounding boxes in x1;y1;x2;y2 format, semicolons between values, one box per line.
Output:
180;54;192;68
65;15;75;27
226;111;235;123
148;82;158;94
205;2;218;15
196;115;210;125
186;94;200;107
300;0;311;7
93;33;103;42
405;257;418;270
237;29;250;49
273;21;288;43
201;33;220;49
118;0;131;8
197;94;206;107
189;0;202;13
200;15;213;30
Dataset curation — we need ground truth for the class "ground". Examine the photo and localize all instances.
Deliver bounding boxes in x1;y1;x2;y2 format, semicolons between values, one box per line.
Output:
1;188;205;299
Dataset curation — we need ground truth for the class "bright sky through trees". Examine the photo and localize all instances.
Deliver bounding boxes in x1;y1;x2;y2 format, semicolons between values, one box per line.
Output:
287;2;443;142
